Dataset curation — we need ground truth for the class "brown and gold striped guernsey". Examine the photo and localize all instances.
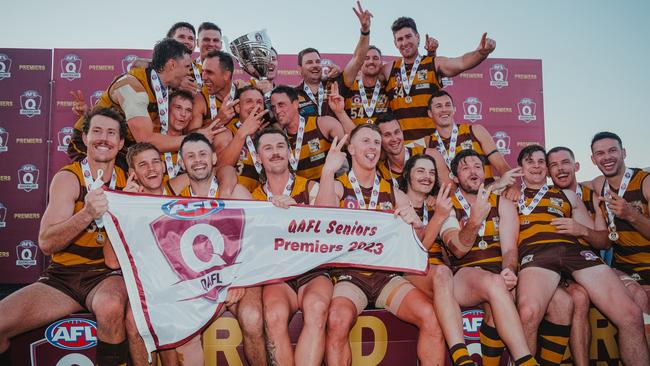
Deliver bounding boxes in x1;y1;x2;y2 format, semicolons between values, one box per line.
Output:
338;74;390;125
295;81;334;118
178;182;220;198
428;124;494;180
225;118;261;192
337;173;395;211
200;87;223;126
287;115;331;180
599;168;650;278
161;151;180;185
50;162;127;269
576;184;596;246
69;66;159;161
377;145;425;188
252;175;312;204
413;204;446;265
386;56;441;144
450;193;502;269
518;186;578;249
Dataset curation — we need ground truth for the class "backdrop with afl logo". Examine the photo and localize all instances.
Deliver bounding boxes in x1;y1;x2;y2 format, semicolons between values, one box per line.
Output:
0;47;544;285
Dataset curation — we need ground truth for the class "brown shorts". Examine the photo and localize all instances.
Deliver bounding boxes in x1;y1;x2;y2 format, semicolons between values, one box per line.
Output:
614;264;650;285
38;265;122;308
330;269;397;308
453;262;502;275
286;269;330;293
519;243;604;276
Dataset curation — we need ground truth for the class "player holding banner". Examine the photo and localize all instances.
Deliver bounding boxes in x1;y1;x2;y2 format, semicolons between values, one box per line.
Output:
317;124;445;366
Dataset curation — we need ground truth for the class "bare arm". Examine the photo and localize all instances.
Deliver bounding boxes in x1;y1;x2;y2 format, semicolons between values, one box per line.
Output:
342;2;372;87
447;185;493;258
318;115;345;141
424;148;455;189
472;124;511;177
436;33;496;77
315;136;347;206
602;176;650;239
498;197;519;273
38;172;96;255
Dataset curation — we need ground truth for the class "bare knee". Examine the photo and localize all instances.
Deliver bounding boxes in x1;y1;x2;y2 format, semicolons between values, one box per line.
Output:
485;274;509;299
238;303;264;337
94;296;127;329
431;265;453;286
327;301;356;339
568;285;590;315
546;289;573;324
413;303;443;340
263;302;289;332
302;294;329;330
518;297;545;328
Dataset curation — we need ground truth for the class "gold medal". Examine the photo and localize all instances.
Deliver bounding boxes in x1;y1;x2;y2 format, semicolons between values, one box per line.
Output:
608;231;619;241
478;240;488;250
367;119;374;124
523;217;529;225
96;231;105;244
404;96;412;104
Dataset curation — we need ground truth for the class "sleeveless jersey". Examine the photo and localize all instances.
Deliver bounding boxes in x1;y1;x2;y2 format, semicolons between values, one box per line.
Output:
225;118;261;192
377;145;426;188
339;74;390;125
252;175;312;205
428;124;493;179
518;186;578;249
287;116;332;180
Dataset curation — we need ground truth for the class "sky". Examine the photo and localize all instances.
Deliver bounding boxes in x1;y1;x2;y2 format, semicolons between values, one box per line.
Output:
2;0;649;181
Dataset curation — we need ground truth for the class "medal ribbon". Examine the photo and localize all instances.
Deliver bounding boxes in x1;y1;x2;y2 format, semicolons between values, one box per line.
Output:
387;148;410;187
348;169;381;210
265;174;295;200
80;158;116;228
434;124;459;168
603;168;633;233
151;70;180;178
455;189;486;237
288;116;307;171
357;78;381;118
190;176;219;198
399;55;422;97
303;82;324;115
518;183;549;216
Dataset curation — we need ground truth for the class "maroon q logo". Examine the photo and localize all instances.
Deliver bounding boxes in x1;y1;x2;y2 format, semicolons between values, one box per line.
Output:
0;127;8;153
150;200;245;301
60;54;82;81
121;55;138;74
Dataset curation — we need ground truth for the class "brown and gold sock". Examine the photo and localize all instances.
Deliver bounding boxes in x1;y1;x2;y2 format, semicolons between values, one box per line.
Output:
479;322;506;366
449;342;475;366
95;339;128;366
536;320;570;366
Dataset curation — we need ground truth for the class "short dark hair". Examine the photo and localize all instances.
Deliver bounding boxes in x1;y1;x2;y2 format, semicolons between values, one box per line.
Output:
169;89;194;104
546;146;575;162
197;22;221;35
235;85;264;100
450;149;485;177
151;38;191;72
205;50;234;74
166;22;196;38
517;144;546;166
368;45;382;56
82;107;127;139
126;142;161;169
180;132;213;155
591;131;623;151
428;90;454;109
271;85;299;102
391;17;418;35
297;47;320;66
374;112;399;127
400;154;440;196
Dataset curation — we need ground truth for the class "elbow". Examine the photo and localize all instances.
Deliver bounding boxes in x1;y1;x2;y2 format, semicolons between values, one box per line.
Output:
38;236;54;256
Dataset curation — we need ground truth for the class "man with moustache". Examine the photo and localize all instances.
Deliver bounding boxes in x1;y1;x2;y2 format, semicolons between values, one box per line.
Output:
375;112;451;189
382;17;495;145
269;85;344;180
294;1;372;118
0;108;129;365
189;50;238;137
447;149;539;366
426;90;513;184
251;128;331;366
317;124;445;366
515;144;649;366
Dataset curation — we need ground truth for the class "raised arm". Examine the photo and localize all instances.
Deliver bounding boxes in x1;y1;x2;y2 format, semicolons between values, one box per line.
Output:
435;33;495;77
315;135;347;206
342;1;372;87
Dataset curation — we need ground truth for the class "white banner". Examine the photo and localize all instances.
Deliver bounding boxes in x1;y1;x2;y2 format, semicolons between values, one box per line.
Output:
102;190;428;353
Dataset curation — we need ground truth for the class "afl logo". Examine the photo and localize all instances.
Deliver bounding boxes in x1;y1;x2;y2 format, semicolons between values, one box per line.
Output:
461;309;484;340
162;199;225;220
45;318;98;350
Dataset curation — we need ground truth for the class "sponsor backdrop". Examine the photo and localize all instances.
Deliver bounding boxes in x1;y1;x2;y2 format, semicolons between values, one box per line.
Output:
0;48;544;285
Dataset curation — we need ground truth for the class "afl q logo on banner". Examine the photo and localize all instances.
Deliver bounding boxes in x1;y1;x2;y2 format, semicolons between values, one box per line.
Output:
492;131;511;155
121;54;138;73
489;63;509;89
0;127;8;153
16;240;38;268
462;97;483;123
19;90;42;118
518;98;537;123
17;164;39;192
0;53;12;80
60;54;82;81
58;127;74;152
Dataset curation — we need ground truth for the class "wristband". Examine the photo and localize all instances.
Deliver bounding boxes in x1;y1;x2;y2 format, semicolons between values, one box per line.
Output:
361;29;370;36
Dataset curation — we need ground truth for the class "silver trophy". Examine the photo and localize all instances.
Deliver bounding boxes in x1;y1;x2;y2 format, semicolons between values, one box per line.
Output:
229;30;273;79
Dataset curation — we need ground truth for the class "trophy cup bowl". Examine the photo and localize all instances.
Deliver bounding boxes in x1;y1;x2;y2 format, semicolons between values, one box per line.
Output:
229;30;273;79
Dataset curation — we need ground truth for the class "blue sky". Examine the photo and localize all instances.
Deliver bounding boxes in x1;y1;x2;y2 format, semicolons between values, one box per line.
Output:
2;0;649;180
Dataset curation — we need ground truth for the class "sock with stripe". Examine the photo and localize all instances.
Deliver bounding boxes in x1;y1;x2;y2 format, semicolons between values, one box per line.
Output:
95;339;128;366
479;322;506;366
515;354;540;366
536;319;570;366
449;342;475;366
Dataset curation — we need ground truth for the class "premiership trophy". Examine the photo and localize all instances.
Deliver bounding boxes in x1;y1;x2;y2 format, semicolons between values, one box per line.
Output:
229;30;274;79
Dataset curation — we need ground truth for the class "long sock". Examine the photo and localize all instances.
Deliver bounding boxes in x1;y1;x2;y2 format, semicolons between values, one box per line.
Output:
479;322;506;366
96;339;128;366
536;320;570;366
449;343;475;366
515;354;540;366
